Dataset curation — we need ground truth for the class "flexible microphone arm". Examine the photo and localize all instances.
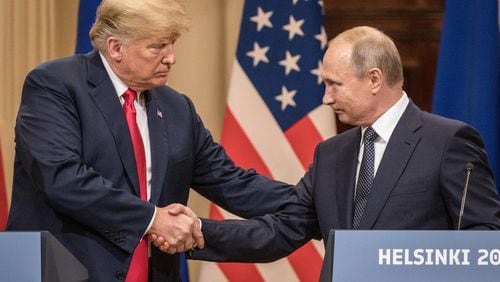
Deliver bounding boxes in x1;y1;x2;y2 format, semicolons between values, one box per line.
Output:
457;163;474;230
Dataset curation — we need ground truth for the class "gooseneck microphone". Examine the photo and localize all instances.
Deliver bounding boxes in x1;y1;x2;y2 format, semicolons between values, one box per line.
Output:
457;163;474;230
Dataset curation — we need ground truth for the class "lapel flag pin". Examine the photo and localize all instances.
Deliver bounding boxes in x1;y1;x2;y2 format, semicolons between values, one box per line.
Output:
157;109;163;118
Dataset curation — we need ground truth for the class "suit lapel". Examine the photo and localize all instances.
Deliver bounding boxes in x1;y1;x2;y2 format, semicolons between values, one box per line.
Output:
145;92;169;205
359;102;423;229
85;51;141;196
335;129;361;229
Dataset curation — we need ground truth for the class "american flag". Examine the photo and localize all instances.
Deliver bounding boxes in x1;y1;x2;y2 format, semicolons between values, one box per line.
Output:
199;0;336;281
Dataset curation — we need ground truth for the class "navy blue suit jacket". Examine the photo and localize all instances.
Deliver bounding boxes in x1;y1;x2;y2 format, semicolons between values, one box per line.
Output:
7;50;294;281
193;101;500;262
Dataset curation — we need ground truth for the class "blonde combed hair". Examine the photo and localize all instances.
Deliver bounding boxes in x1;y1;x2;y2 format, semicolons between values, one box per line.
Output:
90;0;191;51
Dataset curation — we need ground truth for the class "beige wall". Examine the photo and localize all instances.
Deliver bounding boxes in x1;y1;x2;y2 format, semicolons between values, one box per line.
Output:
0;0;244;280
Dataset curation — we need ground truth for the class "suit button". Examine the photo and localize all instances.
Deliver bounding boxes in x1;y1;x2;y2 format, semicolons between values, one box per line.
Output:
115;270;125;280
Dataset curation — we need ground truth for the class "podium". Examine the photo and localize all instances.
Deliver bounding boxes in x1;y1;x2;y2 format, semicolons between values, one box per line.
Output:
0;231;89;282
319;230;500;282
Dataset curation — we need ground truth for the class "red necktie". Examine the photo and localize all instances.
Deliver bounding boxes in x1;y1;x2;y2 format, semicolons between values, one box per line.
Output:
123;88;148;282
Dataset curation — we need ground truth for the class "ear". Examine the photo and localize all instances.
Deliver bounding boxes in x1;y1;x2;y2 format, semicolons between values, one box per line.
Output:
368;67;382;94
106;36;123;62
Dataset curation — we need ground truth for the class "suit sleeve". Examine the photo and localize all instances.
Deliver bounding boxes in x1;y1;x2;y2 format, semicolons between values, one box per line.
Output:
190;148;322;262
15;67;154;253
192;190;321;262
440;124;500;229
182;96;296;218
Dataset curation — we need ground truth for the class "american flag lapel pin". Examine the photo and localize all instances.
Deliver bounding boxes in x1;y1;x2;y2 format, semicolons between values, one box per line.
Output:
157;109;163;118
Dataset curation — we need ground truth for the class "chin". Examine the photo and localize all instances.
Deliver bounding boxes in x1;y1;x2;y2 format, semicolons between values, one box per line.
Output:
338;117;356;126
151;78;168;88
337;114;347;123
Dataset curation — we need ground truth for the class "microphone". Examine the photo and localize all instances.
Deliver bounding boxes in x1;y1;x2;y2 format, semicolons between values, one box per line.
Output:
457;163;474;230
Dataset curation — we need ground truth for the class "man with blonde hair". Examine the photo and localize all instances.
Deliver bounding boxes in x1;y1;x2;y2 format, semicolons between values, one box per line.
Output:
7;0;294;281
186;26;500;263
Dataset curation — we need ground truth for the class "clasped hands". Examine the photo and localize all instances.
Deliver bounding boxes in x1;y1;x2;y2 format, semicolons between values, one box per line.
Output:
146;203;204;254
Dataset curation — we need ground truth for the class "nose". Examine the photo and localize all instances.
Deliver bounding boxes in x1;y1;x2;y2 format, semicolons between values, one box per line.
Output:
161;44;176;65
322;87;334;105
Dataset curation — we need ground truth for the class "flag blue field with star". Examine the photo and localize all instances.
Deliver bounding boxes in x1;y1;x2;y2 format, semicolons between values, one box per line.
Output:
237;0;326;131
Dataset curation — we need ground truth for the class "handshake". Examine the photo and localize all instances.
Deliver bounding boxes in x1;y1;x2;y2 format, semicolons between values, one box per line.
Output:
146;204;205;254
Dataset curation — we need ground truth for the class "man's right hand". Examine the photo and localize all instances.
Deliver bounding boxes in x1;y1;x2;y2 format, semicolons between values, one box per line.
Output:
147;203;204;254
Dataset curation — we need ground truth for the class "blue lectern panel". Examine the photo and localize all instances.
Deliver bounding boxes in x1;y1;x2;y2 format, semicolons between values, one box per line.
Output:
0;232;42;282
332;230;500;282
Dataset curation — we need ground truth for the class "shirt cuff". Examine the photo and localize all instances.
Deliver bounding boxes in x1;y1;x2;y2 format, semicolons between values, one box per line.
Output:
144;206;157;237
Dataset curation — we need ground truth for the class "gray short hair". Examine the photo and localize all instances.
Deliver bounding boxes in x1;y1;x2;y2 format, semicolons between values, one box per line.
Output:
332;26;404;87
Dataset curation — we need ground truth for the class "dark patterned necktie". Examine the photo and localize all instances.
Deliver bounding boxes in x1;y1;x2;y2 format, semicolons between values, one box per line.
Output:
352;127;378;229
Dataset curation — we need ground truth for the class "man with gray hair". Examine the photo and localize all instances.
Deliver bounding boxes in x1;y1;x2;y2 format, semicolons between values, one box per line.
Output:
7;0;294;281
182;26;500;263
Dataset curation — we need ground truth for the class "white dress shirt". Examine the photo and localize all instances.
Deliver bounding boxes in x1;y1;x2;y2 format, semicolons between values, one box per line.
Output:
100;53;153;201
355;92;410;193
100;53;156;235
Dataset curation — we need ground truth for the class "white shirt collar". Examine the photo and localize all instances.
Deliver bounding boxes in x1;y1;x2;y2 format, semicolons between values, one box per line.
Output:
99;52;143;100
363;92;410;143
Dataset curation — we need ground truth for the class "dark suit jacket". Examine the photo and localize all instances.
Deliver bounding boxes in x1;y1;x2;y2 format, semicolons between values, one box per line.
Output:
193;101;500;262
6;50;294;281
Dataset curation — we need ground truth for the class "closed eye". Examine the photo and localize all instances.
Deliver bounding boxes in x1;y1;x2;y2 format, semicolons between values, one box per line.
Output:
148;40;175;54
324;79;342;87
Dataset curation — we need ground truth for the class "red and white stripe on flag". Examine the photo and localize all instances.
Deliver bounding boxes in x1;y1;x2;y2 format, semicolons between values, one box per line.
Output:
199;0;336;280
